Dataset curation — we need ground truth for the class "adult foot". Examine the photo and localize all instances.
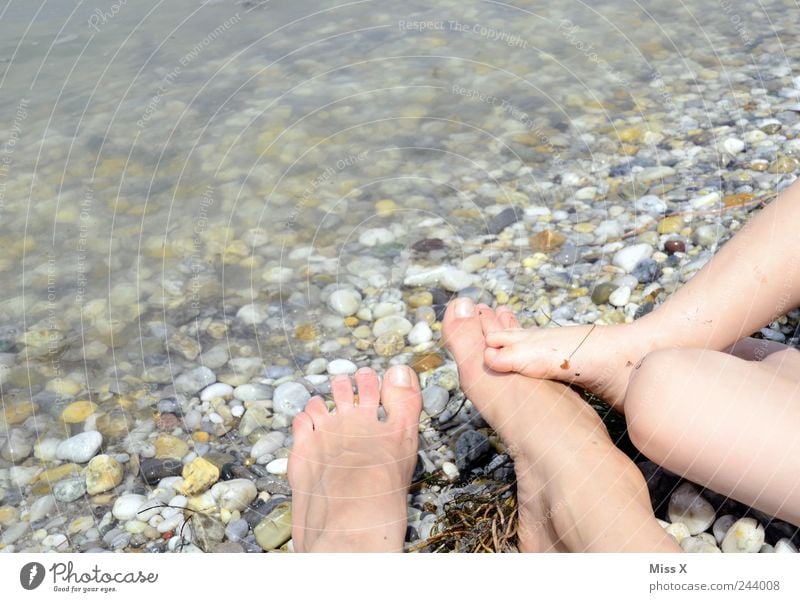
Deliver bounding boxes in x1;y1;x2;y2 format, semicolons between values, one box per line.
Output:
483;306;657;412
288;365;422;552
443;299;679;552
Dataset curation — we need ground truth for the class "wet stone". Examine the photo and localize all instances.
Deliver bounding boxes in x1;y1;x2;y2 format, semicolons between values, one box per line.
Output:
632;258;660;284
591;282;617;305
139;457;183;485
255;475;292;496
664;239;686;254
455;430;491;470
412;238;445;253
488;207;520;234
53;477;87;503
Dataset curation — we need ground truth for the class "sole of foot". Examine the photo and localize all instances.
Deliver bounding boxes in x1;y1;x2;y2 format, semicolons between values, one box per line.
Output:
443;298;679;552
288;365;422;552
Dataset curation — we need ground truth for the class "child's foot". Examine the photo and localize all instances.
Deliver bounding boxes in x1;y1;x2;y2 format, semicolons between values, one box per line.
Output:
443;299;678;551
288;366;421;552
483;306;656;412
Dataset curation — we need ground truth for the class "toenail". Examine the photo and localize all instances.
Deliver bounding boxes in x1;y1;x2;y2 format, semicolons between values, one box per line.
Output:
388;365;412;387
455;298;475;318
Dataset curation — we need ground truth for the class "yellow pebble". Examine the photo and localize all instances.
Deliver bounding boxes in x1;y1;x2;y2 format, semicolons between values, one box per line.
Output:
495;291;509;304
2;402;38;426
180;457;220;495
47;378;82;397
34;464;82;484
375;199;397;215
657;216;683;234
343;316;359;327
60;400;98;423
0;506;19;526
192;431;210;443
573;222;596;234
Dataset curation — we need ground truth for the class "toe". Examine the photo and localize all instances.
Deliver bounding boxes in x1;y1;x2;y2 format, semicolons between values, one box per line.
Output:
380;365;422;425
442;298;486;368
484;328;526;348
496;305;521;328
354;367;381;409
291;411;315;439
331;374;355;412
484;346;515;372
477;304;505;337
304;396;330;424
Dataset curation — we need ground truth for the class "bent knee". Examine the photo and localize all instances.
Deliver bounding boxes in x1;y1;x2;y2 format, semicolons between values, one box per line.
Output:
625;348;698;454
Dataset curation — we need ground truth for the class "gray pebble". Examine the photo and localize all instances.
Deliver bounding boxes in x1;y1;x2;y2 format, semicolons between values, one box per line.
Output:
422;385;449;416
224;518;250;542
631;258;660;283
455;430;491;470
488;207;520;234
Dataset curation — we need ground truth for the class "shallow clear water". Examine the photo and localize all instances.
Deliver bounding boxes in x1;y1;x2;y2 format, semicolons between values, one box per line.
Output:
0;0;796;398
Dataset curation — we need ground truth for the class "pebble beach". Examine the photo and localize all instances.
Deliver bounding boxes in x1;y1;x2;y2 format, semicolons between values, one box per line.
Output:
1;0;799;553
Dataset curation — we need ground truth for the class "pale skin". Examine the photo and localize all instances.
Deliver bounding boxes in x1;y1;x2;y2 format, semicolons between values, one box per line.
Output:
288;305;680;552
484;178;800;526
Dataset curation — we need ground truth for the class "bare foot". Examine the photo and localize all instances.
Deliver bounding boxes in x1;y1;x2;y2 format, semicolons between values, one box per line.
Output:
288;366;421;552
443;299;679;552
483;306;657;412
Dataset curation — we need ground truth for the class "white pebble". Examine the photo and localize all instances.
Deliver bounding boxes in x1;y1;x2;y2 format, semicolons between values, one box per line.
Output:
358;227;395;247
327;359;357;375
236;303;269;325
210;479;258;512
690;191;721;210
34;438;62;462
272;382;311;417
251;432;286;458
372;302;404;319
460;254;489;273
157;513;185;534
56;431;103;463
231;405;245;418
634;194;667;214
608;286;631;307
721;518;765;553
440;268;477;292
680;536;721;553
667;482;716;535
266;458;289;475
612;243;653;273
407;321;433;346
372;315;413;338
442;461;459;481
28;494;56;522
713;515;737;544
327;289;362;317
306;358;328;375
722;137;745;155
665;522;691;544
112;494;148;521
200;383;234;402
42;533;68;549
774;538;798;553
